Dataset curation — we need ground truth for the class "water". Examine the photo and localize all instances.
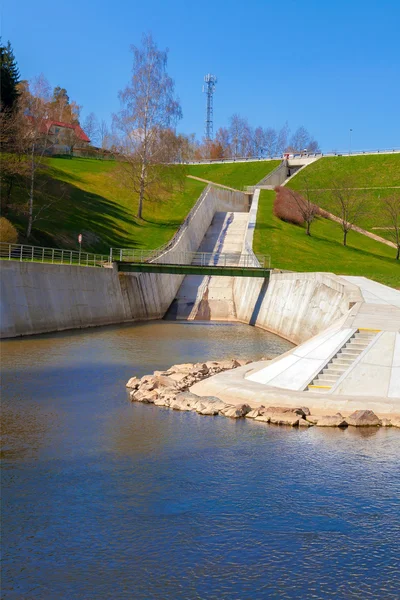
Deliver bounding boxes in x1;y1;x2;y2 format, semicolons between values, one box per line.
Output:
1;321;399;599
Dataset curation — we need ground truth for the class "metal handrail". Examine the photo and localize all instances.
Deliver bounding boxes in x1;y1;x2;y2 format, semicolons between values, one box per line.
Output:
178;147;400;165
0;243;110;268
112;250;270;269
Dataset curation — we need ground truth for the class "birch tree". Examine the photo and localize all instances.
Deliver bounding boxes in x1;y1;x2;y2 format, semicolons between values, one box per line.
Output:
113;34;182;219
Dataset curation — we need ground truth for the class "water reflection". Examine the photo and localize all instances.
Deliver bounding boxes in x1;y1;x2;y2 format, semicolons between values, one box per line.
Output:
1;321;399;600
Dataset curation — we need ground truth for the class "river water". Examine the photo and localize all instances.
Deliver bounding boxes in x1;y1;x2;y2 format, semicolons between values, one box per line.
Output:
1;321;399;599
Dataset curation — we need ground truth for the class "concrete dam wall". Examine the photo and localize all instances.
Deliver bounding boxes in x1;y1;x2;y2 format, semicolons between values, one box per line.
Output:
232;271;362;345
0;185;250;338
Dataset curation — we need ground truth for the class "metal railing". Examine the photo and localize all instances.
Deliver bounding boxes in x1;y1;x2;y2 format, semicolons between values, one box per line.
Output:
111;249;270;269
0;243;110;268
179;147;400;165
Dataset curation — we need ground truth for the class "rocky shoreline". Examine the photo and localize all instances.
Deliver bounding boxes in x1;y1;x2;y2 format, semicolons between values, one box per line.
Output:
126;360;400;428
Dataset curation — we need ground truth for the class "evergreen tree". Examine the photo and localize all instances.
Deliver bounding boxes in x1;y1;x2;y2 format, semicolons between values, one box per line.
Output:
0;40;20;111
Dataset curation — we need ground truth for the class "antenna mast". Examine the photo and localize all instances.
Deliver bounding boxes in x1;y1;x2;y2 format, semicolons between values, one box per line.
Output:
202;74;217;140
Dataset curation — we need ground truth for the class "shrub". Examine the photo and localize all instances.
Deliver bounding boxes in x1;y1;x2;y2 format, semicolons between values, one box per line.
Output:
0;217;18;244
273;186;305;225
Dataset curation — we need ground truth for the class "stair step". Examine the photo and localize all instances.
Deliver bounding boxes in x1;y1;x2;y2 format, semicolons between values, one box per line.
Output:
316;374;339;382
334;359;354;366
308;384;331;391
323;366;348;374
314;378;337;386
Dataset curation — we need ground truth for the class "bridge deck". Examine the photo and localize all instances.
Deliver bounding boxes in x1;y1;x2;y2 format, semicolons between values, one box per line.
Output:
117;262;270;278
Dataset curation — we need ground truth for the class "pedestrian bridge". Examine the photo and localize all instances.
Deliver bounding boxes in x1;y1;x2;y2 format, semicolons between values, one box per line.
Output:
112;249;271;278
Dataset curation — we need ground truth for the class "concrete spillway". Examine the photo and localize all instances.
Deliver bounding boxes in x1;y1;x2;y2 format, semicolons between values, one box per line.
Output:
165;211;249;321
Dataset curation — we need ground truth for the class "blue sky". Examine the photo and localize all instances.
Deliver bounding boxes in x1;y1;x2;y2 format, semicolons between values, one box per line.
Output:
3;0;400;152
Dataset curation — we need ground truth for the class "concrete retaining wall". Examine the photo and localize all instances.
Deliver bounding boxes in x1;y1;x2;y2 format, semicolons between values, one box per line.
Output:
0;186;250;338
233;272;362;345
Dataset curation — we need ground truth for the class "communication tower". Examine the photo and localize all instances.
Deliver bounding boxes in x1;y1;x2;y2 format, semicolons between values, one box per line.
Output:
203;74;217;140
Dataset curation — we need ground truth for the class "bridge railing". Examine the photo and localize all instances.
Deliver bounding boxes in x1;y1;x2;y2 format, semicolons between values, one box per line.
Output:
0;243;110;268
111;249;270;269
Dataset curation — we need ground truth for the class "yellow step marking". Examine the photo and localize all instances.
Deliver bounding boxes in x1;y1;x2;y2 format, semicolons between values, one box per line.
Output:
308;385;332;389
358;328;381;332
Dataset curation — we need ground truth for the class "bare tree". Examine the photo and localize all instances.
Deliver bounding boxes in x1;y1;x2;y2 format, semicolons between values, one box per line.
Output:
83;112;99;146
382;195;400;260
99;120;111;149
285;177;319;236
289;126;320;154
253;126;265;157
329;179;368;246
276;122;290;155
215;126;231;157
113;34;182;219
19;75;53;238
264;127;277;158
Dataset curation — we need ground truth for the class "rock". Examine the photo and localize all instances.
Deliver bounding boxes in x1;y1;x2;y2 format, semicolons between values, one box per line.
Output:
380;418;392;427
298;418;313;427
166;363;194;374
315;415;348;428
197;397;227;415
237;359;252;366
221;403;251;418
175;391;201;410
305;415;319;424
347;410;381;427
168;372;189;383
264;406;307;417
390;416;400;428
300;406;311;416
130;389;158;404
269;413;300;426
218;359;241;371
254;415;271;423
126;376;140;389
245;406;265;419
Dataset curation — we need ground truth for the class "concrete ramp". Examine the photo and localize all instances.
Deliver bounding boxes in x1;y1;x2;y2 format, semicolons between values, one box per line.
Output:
165;212;248;321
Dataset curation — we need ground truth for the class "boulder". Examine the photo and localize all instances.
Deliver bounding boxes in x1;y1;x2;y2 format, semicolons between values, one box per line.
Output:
305;415;319;424
126;376;140;389
197;397;227;415
264;406;307;417
269;413;300;426
390;416;400;428
380;418;392;427
254;414;271;423
218;359;241;371
245;406;265;419
300;406;311;416
130;389;158;404
315;415;348;428
347;410;381;427
166;363;194;374
175;391;201;410
221;403;251;418
298;418;313;427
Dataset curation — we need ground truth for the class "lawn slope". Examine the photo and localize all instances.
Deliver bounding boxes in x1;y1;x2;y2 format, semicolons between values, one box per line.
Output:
287;154;400;239
254;190;400;287
187;160;280;189
6;158;279;252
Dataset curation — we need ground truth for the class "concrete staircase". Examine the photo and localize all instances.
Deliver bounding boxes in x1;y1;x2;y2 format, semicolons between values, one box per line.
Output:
307;329;378;392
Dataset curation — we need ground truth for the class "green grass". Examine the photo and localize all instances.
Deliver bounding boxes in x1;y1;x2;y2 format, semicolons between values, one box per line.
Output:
288;154;400;189
253;190;400;287
187;160;280;189
5;157;205;253
287;155;400;240
5;157;279;252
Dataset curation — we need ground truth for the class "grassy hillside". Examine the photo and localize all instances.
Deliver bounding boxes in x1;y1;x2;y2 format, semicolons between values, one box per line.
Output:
4;157;279;253
187;160;280;189
5;157;205;253
254;190;400;287
287;154;400;240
